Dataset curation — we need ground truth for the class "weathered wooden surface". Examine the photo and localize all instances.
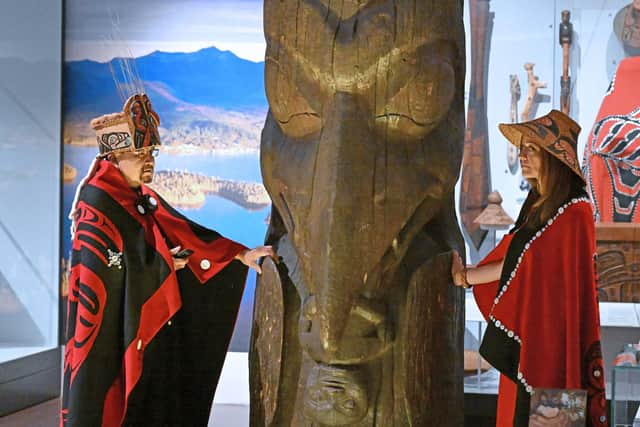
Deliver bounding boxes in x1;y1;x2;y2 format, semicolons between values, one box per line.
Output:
250;1;466;426
595;223;640;303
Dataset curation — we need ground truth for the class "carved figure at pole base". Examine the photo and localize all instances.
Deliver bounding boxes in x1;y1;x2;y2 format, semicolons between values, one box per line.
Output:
250;1;467;426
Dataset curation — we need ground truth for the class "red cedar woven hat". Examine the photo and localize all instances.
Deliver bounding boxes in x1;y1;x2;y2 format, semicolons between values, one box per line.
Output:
90;93;161;158
498;109;586;185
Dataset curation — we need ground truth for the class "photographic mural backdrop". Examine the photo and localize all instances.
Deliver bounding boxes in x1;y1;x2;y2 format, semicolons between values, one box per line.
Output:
62;0;267;350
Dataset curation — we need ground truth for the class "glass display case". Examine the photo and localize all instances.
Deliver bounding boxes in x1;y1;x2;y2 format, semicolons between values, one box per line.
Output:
612;365;640;427
460;4;640;422
0;0;62;416
460;0;636;231
464;291;499;394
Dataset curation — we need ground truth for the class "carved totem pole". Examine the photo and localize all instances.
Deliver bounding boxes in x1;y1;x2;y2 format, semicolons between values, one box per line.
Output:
250;1;466;426
459;0;493;256
559;10;573;116
506;74;521;175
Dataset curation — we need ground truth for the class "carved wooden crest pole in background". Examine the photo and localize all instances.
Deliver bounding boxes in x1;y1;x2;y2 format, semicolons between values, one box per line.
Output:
506;74;520;175
460;0;493;252
250;1;466;425
559;10;573;115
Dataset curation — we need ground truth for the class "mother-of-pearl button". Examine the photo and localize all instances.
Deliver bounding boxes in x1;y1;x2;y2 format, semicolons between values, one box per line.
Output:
200;259;211;270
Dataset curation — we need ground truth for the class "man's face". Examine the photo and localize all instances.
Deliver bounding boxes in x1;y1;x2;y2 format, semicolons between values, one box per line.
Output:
112;147;157;188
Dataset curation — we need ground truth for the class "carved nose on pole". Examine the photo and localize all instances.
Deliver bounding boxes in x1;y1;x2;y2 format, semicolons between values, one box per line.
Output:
306;92;374;358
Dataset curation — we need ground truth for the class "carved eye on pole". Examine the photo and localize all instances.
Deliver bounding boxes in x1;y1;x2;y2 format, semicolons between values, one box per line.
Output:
265;56;323;139
375;53;456;140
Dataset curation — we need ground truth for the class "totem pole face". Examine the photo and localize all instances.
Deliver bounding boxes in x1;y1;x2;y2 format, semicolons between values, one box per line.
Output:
258;0;464;424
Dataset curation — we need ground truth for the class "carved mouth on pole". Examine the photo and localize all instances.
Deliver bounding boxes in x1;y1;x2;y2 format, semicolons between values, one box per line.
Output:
299;294;393;365
302;364;369;425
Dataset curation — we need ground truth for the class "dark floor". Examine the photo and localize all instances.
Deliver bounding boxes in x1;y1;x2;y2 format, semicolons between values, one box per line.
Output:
0;399;58;427
0;398;495;427
0;400;250;427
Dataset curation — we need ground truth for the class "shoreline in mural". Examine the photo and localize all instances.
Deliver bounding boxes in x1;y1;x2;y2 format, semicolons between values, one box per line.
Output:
150;170;270;211
63;106;265;155
63;137;261;155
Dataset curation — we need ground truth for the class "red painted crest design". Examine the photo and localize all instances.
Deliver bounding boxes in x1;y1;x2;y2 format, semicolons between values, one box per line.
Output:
125;93;161;149
587;107;640;221
64;264;107;386
72;202;123;264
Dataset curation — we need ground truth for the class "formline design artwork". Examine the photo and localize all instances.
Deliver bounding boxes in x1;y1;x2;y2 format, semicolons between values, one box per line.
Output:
585;56;640;303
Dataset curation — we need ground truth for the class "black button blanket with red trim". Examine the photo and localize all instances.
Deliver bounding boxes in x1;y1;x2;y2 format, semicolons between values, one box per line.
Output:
61;160;248;427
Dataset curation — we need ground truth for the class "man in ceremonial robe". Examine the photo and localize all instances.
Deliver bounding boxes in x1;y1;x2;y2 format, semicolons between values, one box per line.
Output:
61;93;273;427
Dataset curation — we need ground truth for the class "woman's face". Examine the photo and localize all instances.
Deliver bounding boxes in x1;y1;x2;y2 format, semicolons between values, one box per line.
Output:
519;139;542;180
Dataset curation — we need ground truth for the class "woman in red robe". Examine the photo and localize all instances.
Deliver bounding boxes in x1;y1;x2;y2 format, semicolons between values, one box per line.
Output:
452;110;608;427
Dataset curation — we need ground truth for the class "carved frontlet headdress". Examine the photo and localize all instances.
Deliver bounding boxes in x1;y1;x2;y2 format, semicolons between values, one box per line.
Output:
91;93;161;158
498;109;586;184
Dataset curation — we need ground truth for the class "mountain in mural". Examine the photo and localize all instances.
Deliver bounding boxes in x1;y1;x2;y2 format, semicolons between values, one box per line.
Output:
63;46;268;153
64;46;266;115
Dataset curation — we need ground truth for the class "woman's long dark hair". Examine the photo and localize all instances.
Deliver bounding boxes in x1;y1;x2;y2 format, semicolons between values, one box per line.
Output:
524;148;584;229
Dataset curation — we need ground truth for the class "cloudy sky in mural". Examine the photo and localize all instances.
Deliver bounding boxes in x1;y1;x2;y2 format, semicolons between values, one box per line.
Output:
65;0;265;62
